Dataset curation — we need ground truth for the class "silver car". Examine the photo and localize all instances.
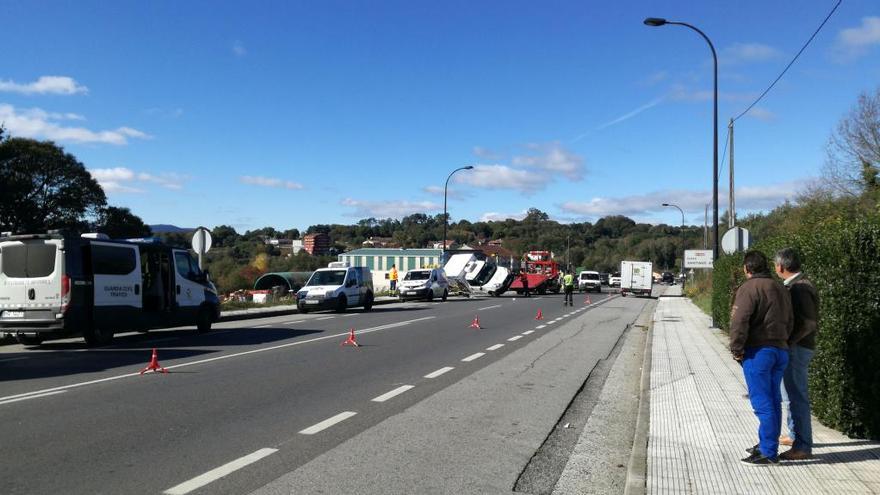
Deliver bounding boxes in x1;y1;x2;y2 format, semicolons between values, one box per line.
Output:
398;268;449;302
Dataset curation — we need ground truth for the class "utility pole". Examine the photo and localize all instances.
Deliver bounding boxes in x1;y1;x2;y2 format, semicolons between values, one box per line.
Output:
729;118;735;228
704;204;708;249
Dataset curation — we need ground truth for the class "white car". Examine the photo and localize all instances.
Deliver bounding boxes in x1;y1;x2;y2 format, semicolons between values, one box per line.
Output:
610;276;621;287
296;262;374;313
398;268;449;302
578;271;602;293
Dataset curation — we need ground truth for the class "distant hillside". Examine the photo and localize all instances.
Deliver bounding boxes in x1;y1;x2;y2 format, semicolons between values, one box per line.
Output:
149;224;194;233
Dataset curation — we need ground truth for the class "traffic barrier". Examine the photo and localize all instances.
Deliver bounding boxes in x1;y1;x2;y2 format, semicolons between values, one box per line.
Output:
341;328;360;347
469;316;482;329
535;309;543;320
139;348;168;374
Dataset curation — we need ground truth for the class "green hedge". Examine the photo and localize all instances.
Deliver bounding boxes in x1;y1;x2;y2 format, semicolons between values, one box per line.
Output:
712;216;880;439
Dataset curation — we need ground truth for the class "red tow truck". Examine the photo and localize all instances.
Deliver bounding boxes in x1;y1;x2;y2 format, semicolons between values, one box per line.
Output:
509;250;562;295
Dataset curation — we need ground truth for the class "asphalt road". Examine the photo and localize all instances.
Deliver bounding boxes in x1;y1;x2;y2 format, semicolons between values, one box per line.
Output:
0;289;642;495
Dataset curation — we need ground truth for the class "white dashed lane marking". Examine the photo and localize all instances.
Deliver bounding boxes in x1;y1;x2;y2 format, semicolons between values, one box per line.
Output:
479;304;502;311
508;335;523;342
522;330;534;335
163;448;278;495
486;344;504;351
424;367;454;379
462;352;485;362
299;411;358;435
371;385;415;403
536;325;547;329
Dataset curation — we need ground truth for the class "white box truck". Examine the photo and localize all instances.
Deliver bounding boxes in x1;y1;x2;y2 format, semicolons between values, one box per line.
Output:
620;261;653;297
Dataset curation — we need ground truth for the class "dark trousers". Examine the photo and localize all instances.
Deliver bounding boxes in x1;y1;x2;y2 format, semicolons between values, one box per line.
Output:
564;286;573;305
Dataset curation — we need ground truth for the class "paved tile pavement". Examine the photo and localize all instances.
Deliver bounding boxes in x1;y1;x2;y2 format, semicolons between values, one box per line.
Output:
649;287;880;494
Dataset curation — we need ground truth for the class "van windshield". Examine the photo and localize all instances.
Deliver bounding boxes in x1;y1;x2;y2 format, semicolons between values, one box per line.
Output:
405;271;430;281
1;242;57;278
306;270;346;286
581;273;599;280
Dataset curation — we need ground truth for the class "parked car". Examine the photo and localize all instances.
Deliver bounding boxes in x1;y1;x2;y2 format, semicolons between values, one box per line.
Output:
398;268;449;302
610;275;621;287
578;270;602;293
599;272;610;286
296;262;374;313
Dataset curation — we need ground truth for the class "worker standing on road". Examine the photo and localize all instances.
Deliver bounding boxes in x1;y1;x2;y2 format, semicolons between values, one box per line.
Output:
520;271;530;298
389;264;398;295
562;271;575;306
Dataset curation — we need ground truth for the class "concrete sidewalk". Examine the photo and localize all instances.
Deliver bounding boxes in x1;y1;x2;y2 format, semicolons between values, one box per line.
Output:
649;286;880;494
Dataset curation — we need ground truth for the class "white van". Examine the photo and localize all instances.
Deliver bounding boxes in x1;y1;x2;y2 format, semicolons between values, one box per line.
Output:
578;271;602;293
398;268;449;302
0;231;220;346
296;263;374;313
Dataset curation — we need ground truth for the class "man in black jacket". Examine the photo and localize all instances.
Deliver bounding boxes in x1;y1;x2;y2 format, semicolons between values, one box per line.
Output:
730;251;793;466
775;248;819;461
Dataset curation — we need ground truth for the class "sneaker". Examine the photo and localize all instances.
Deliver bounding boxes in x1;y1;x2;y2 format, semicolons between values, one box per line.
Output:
779;448;812;461
745;444;759;455
740;452;779;466
779;436;794;447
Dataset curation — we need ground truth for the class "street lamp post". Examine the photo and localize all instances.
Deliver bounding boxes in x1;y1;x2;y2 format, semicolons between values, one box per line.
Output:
645;17;719;261
662;203;686;290
443;166;474;259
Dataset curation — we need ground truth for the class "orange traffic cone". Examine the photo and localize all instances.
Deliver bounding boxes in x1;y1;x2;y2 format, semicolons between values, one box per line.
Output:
341;328;360;347
584;295;592;305
140;348;168;374
535;309;543;320
470;316;482;329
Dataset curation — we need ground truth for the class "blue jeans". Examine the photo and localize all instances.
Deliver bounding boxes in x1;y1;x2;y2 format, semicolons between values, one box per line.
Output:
743;346;789;459
782;345;814;453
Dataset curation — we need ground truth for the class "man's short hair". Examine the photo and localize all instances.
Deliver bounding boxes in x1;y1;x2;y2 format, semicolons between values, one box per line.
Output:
774;248;801;273
743;250;770;275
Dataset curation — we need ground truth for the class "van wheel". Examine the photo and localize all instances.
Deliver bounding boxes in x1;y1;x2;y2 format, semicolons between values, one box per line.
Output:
426;290;434;302
335;295;347;313
196;308;213;333
363;292;374;311
83;326;114;346
16;334;43;346
441;289;448;302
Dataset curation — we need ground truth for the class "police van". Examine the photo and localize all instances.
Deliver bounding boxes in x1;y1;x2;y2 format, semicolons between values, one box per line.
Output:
0;231;220;346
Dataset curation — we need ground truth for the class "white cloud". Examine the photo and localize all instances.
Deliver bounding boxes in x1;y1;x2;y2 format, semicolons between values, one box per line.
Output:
89;167;189;193
745;106;776;122
232;41;247;57
473;146;503;160
422;185;470;199
668;84;756;103
480;210;528;222
834;16;880;60
512;142;584;181
341;198;441;219
558;179;812;219
720;42;783;65
0;76;88;95
239;175;304;190
453;164;549;193
0;104;150;145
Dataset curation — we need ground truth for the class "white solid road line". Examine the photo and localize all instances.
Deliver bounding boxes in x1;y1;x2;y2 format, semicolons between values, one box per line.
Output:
299;411;358;435
0;356;28;362
536;325;547;329
0;390;67;406
508;335;523;342
314;316;335;321
522;330;534;335
424;367;454;379
462;352;485;362
478;304;502;311
0;316;437;404
254;324;273;328
486;344;504;351
371;385;415;403
163;448;278;495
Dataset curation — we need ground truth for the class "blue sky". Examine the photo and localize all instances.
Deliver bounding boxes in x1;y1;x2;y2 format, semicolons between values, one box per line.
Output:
1;0;878;232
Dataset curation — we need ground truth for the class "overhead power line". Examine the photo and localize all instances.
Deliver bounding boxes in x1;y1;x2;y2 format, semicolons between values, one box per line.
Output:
732;0;843;122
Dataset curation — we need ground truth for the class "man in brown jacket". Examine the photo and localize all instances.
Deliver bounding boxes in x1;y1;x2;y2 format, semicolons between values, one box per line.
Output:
775;247;819;460
730;251;793;466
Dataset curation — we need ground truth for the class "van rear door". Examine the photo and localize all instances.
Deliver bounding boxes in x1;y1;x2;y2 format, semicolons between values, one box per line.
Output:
90;242;142;330
0;238;64;323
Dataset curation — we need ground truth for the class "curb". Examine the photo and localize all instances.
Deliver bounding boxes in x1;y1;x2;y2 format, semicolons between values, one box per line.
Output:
624;296;655;495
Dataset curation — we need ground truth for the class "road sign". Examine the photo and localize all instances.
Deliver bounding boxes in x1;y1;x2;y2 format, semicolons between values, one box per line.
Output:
192;227;212;270
721;227;751;255
684;249;714;268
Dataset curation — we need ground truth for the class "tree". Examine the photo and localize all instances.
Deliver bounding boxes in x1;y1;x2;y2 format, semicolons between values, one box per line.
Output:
823;86;880;196
95;206;152;239
212;225;241;247
0;137;106;233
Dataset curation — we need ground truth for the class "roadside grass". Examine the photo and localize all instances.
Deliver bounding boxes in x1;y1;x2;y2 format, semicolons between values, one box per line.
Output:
684;272;713;317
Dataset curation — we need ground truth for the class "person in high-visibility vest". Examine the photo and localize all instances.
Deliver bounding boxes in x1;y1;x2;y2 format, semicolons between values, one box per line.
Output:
562;271;575;306
389;264;398;294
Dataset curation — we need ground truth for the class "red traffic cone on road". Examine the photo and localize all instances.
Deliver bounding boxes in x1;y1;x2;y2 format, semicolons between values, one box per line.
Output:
469;316;482;329
140;348;168;374
341;328;360;347
584;295;592;305
535;309;543;320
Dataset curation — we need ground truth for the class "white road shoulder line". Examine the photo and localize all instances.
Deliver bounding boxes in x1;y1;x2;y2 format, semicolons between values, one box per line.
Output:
478;304;502;311
522;330;534;335
254;324;273;328
462;352;485;362
535;325;547;329
314;316;335;321
508;335;523;342
486;344;504;351
299;411;358;435
0;390;66;406
0;356;28;362
163;448;278;495
424;366;454;379
372;385;414;403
